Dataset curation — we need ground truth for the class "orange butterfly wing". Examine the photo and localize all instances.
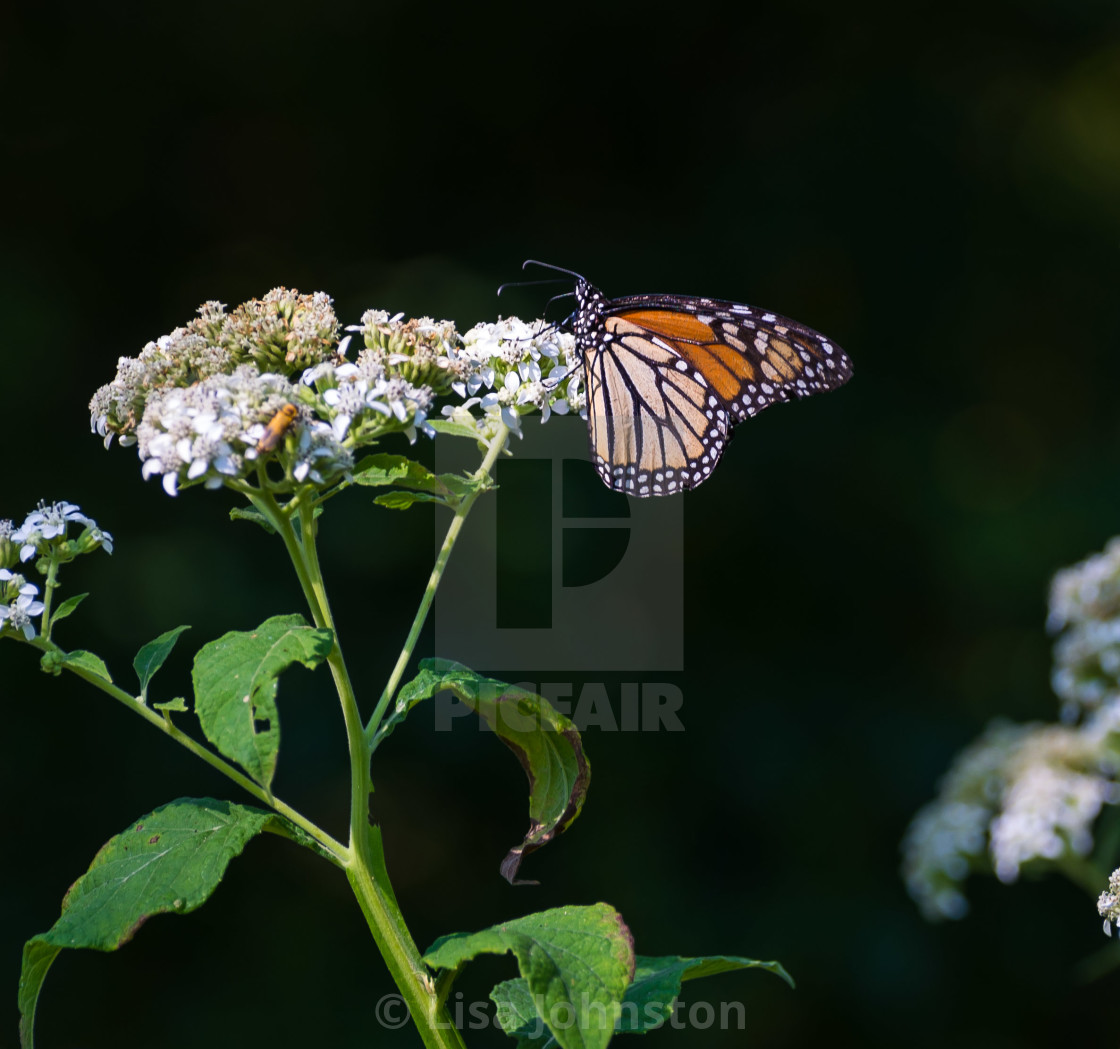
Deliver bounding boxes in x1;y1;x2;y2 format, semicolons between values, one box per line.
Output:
578;290;851;496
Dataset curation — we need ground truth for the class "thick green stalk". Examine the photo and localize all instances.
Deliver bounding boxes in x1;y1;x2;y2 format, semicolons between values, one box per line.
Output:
366;422;510;745
268;487;467;1046
346;858;469;1049
247;440;514;1047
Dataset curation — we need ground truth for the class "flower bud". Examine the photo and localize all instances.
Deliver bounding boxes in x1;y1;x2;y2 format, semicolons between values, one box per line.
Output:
357;312;462;395
0;521;14;571
40;649;66;676
76;526;114;556
0;571;26;602
222;288;341;375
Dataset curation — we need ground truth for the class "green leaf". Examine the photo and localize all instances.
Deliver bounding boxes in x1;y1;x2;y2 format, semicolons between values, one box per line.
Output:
616;954;792;1034
374;490;442;510
229;506;277;534
49;593;87;624
192;614;333;790
352;453;438;491
229;505;320;533
63;650;112;683
154;697;188;713
490;953;793;1043
384;659;590;883
428;418;486;442
438;472;491;500
353;455;492;511
134;625;191;703
18;798;278;1049
426;903;634;1049
491;978;557;1047
354;454;460;509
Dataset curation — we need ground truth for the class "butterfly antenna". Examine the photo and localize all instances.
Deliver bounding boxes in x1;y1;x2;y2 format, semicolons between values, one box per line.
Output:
521;260;587;283
543;290;576;311
496;277;569;297
528;293;577;335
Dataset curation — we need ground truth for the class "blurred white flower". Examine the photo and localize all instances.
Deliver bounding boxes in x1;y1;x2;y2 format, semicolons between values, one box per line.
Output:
902;800;990;920
902;708;1120;918
1049;538;1120;718
990;762;1115;882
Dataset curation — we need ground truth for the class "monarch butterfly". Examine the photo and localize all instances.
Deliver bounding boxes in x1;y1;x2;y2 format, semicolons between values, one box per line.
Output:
256;403;299;454
524;262;853;497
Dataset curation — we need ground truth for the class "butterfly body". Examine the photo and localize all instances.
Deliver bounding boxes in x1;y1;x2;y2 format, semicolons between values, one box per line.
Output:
568;277;852;496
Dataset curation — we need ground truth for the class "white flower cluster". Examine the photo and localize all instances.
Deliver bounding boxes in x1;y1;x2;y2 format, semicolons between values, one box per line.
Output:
449;317;583;437
6;501;114;563
89;328;235;448
1049;538;1120;718
0;569;45;640
108;346;441;498
304;350;436;445
136;367;326;496
93;290;591;498
0;501;113;641
902;706;1120;920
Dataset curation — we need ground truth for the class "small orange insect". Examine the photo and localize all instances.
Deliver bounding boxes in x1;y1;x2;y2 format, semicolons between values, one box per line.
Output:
256;403;299;454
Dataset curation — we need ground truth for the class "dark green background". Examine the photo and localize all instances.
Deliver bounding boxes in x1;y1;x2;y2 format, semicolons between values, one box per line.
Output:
5;1;1120;1046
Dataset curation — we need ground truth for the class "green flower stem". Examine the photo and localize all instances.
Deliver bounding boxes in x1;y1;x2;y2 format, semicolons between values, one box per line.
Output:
365;422;510;746
39;558;61;640
245;488;365;830
246;474;324;621
27;636;347;865
244;486;364;761
292;496;368;848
